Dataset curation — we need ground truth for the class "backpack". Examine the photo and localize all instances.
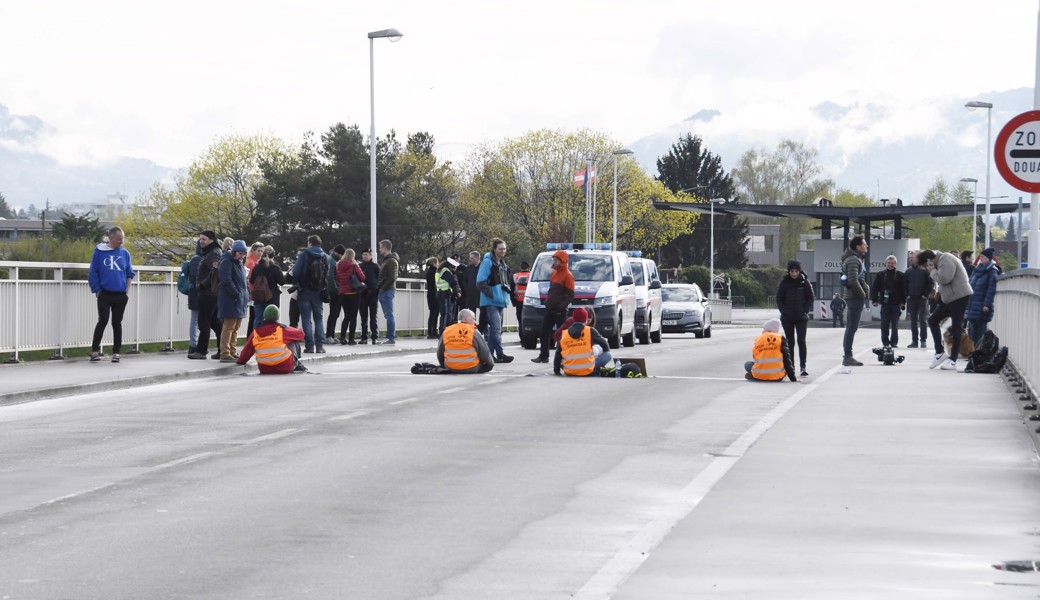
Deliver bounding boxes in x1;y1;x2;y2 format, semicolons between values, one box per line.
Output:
973;347;1008;374
177;260;192;295
966;330;1003;373
304;252;327;291
251;270;273;303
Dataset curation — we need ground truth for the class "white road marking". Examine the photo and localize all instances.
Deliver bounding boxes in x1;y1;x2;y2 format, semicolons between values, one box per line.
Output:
327;411;370;422
153;451;220;470
245;428;300;444
388;397;420;406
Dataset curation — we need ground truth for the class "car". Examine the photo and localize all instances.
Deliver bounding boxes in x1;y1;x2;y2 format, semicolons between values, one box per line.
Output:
625;253;662;344
660;283;712;338
521;243;637;349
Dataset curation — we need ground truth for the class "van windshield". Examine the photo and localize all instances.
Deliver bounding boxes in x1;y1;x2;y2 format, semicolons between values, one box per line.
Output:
530;253;615;282
631;261;645;286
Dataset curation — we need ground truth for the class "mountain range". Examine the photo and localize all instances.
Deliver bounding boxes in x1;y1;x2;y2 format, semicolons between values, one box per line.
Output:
2;89;1036;212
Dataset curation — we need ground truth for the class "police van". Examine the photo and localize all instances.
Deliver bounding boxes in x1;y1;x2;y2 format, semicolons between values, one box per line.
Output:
520;243;637;349
625;252;663;345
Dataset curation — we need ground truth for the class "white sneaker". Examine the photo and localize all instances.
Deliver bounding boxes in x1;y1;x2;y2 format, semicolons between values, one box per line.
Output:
940;358;957;370
929;352;947;369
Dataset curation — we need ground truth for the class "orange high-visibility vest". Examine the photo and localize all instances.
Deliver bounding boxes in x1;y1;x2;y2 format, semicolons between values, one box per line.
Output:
513;270;530;303
442;322;480;371
751;331;785;380
252;327;293;367
560;326;595;376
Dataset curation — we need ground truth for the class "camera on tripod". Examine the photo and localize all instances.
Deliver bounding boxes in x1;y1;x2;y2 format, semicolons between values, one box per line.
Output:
872;346;904;366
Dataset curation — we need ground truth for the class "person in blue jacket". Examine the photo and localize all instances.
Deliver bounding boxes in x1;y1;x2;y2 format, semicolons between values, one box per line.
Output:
217;240;250;362
965;247;998;346
477;237;514;363
87;227;136;363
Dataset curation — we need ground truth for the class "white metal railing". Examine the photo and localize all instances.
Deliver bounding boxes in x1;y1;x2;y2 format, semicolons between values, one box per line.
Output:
993;268;1039;399
0;261;515;360
708;298;732;324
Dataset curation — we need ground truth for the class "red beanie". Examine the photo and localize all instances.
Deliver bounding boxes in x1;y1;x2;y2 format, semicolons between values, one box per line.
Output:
572;308;588;323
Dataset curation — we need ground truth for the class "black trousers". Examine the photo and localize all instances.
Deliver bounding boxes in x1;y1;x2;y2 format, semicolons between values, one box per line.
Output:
326;293;343;340
781;318;808;369
359;291;379;340
906;297;928;344
879;303;901;347
92;291;129;354
929;296;970;360
289;297;300;328
538;308;567;359
339;293;362;341
426;293;439;337
196;295;222;355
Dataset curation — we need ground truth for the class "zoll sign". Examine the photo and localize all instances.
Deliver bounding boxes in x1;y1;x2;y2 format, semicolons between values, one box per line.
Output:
995;110;1040;193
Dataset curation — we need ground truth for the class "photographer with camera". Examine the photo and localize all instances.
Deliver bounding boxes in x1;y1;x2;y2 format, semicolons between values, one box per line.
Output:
870;255;906;348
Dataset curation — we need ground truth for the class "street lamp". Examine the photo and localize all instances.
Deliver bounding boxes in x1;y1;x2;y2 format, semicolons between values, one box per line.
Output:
611;148;633;249
965;100;993;247
368;28;403;256
959;177;978;252
708;197;726;299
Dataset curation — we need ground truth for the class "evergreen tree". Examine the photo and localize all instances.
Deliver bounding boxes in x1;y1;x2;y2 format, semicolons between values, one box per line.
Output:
0;192;13;219
1006;218;1017;241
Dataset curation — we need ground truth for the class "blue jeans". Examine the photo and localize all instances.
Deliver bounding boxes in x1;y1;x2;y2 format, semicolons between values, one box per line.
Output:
970;317;989;346
438;292;456;333
189;309;199;349
906;297;928;344
843;297;864;358
253;302;270;330
485;305;505;357
298;291;325;348
595;351;613;375
378;289;396;341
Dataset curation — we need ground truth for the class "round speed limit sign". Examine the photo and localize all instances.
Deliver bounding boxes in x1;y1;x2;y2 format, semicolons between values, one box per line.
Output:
995;110;1040;193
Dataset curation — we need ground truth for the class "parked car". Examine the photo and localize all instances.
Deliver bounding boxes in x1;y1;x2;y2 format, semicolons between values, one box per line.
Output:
661;283;712;338
625;253;662;344
521;243;637;349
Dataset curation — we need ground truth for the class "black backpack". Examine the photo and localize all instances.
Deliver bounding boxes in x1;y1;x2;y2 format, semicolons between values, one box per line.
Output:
304;252;327;291
966;331;1006;373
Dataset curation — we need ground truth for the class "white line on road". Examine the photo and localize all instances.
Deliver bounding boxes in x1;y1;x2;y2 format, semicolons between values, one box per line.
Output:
652;375;747;381
245;428;300;444
153;451;220;470
327;411;370;422
388;397;420;406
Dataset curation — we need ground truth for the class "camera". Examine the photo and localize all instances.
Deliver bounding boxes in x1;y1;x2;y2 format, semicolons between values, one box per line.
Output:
872;346;905;366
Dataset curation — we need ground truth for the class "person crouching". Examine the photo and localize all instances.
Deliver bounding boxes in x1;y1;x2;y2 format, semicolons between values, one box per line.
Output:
236;305;307;374
437;308;495;373
744;318;797;382
554;308;613;377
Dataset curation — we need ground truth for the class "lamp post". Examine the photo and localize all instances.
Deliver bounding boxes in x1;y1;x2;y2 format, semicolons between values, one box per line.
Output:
611;149;633;249
965;100;993;248
368;28;403;255
708;198;726;299
959;177;978;252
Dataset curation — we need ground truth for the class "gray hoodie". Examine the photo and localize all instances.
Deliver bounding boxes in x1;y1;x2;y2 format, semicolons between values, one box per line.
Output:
930;251;972;304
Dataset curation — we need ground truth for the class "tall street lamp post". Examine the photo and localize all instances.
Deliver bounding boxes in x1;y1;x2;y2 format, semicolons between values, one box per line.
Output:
959;177;978;252
611;149;633;249
965;100;993;248
709;198;726;299
368;28;403;255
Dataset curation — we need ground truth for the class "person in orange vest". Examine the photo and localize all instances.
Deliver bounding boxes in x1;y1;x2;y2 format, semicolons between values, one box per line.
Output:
744;318;797;382
437;308;495;373
554;308;613;377
512;260;530;341
236;304;308;374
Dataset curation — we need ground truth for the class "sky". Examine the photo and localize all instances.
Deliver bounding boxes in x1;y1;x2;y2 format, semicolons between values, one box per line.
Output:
1;0;1039;189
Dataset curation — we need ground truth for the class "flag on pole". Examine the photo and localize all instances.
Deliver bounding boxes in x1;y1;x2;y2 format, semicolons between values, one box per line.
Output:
572;168;587;188
588;163;597;182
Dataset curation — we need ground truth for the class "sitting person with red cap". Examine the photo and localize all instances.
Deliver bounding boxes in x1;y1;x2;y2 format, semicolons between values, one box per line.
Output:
553;308;614;377
237;304;307;374
744;318;797;382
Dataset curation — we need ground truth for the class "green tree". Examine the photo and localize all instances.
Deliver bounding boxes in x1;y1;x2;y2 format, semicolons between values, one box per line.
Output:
51;213;106;242
731;140;833;260
905;178;972;251
0;192;14;219
1005;218;1017;241
655;134;747;269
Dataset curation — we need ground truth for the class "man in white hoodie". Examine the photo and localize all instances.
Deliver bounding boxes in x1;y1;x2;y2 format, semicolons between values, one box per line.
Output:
914;249;972;370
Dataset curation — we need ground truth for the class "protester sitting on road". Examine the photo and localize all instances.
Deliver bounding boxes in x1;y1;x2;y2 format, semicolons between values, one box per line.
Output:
744;318;797;382
436;309;495;374
554;308;613;377
236;305;307;374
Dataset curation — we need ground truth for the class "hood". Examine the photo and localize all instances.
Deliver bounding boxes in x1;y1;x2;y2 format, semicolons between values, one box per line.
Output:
306;246;325;257
841;248;859;260
95;242;117;252
384;251;400;262
567;322;587;338
553;250;569;267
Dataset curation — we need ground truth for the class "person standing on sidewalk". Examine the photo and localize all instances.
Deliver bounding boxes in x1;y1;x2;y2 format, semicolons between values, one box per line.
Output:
424;256;440;339
829;293;846;328
512;260;531;342
532;250;574;364
435;258;461;334
292;235;329;354
841;236;870;366
870;255;906;348
87;226;136;363
463;251;486;337
477;238;514;363
189;231;223;360
335;248;366;344
916;249;972;371
324;245;345;345
217;240;249;362
965;247;998;346
377;240;400;345
249;246;285;330
775;259;814;377
358;248;381;344
903;251;933;348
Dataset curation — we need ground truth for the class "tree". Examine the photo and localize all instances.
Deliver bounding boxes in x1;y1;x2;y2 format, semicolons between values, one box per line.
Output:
0;192;13;219
905;177;972;251
655;134;746;269
731;140;833;260
1006;218;1017;241
51;214;106;242
26;204;38;218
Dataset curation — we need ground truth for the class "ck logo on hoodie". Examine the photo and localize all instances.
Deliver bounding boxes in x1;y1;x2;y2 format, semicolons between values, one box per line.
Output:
104;256;124;271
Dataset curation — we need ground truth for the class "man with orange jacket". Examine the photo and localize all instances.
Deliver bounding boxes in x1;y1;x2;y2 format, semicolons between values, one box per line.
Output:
437;308;495;374
532;250;575;363
237;305;307;374
744;318;797;382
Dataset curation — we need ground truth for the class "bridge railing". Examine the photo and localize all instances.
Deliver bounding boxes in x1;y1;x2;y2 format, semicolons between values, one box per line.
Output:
993;268;1039;399
0;261;515;360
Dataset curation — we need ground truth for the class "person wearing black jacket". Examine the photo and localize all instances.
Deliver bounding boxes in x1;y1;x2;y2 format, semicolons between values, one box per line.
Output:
775;260;814;378
463;251;486;336
424;257;440;339
870;254;907;348
904;252;934;348
188;231;223;360
358;249;381;344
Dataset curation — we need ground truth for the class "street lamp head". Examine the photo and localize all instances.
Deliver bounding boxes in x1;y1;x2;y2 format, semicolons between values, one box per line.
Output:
965;100;993;111
612;148;634;156
959;177;978;183
368;28;403;41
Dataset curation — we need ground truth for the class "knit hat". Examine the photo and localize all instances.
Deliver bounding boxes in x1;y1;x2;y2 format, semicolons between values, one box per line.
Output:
333;245;346;256
572;308;589;323
981;247;996;260
200;230;217;241
763;318;782;333
787;260;801;271
231;239;248;253
263;304;280;322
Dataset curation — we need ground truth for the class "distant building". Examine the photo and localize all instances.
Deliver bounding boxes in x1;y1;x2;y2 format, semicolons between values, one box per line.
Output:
746;224;780;267
63;192;134;221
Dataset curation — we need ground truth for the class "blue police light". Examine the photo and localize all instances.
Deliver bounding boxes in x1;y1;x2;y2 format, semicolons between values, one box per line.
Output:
545;242;613;251
623;250;642;257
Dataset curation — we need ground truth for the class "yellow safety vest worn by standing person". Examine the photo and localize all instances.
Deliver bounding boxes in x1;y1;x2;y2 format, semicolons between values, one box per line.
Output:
560;326;596;376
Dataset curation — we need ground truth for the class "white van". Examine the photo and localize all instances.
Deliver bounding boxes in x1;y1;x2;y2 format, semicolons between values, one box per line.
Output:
520;243;637;349
626;253;663;344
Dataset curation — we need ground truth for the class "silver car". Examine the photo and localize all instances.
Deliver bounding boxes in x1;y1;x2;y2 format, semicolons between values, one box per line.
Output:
661;283;713;338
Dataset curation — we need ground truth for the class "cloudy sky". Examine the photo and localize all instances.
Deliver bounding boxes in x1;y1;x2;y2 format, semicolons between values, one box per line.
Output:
1;0;1038;185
